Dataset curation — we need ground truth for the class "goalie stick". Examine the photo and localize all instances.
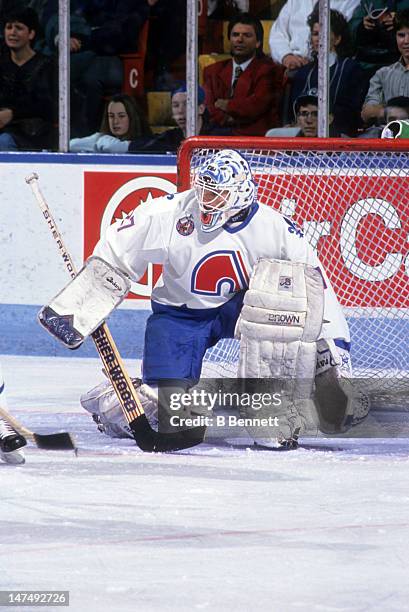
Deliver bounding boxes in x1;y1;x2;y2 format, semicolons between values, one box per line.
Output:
0;405;76;451
25;173;204;452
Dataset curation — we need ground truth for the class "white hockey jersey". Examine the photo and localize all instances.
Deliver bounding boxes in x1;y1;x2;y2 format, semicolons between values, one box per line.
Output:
94;189;350;342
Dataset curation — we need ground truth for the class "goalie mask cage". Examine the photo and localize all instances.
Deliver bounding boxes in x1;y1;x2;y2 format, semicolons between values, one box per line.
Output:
177;137;409;396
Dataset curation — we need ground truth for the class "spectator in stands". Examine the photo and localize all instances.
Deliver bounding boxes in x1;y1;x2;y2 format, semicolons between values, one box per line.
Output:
129;84;208;153
291;93;319;137
268;0;360;71
349;0;409;79
361;9;409;126
383;94;409;119
290;6;364;136
147;0;187;91
39;1;95;136
69;93;151;152
358;95;409;136
0;7;56;151
203;12;284;136
266;92;338;137
74;0;150;56
43;0;152;132
0;2;50;40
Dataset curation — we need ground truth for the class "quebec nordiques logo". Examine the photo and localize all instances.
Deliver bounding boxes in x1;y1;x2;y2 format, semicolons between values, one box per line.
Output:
176;214;195;236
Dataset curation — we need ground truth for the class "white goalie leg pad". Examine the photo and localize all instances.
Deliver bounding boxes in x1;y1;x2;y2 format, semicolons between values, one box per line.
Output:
236;258;324;446
314;339;370;433
38;256;131;349
81;378;159;438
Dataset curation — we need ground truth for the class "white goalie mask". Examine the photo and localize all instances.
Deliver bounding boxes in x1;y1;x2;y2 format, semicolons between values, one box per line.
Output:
192;149;256;232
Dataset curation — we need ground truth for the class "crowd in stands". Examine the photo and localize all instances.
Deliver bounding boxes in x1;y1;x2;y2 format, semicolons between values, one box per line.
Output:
128;84;209;153
203;12;283;135
288;5;364;136
1;0;409;152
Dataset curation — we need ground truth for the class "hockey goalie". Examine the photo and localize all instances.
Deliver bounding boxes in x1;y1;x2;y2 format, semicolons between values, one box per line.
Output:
67;149;369;449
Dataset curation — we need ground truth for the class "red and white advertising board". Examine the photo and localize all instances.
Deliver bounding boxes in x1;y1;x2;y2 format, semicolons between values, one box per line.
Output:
256;174;409;309
84;171;177;300
83;167;408;309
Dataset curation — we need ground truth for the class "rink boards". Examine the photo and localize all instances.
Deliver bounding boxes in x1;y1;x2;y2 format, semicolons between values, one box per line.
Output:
0;151;407;379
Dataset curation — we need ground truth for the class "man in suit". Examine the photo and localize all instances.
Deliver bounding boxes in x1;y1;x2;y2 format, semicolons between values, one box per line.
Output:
203;12;284;136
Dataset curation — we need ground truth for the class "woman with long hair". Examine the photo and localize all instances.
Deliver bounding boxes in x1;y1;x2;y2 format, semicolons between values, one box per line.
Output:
70;93;151;152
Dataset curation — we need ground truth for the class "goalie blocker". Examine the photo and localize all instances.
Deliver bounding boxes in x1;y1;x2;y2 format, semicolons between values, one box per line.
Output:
236;258;369;448
38;256;131;349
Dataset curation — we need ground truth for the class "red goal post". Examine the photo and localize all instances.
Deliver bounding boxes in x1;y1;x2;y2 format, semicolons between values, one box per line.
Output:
177;137;409;392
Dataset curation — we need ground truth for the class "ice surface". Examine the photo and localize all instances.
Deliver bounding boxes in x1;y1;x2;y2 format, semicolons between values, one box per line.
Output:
1;355;409;612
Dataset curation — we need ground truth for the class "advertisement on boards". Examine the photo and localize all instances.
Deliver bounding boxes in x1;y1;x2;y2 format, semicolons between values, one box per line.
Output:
83;170;177;301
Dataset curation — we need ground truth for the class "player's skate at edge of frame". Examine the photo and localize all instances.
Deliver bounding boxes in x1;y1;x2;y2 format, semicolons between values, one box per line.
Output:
78;148;370;450
0;363;27;464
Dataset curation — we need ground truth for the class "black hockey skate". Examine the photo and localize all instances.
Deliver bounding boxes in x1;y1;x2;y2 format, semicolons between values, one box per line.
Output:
0;418;27;464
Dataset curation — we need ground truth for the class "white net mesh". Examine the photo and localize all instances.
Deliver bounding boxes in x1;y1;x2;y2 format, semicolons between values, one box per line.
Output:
178;139;409;393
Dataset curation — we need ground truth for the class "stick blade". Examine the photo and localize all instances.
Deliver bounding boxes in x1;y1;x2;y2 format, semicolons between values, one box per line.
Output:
32;432;76;450
130;415;206;453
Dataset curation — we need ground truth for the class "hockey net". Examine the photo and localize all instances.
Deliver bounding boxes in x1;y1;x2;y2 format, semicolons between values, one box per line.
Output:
177;137;409;396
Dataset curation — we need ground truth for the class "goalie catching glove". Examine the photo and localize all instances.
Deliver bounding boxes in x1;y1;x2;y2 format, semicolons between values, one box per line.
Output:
81;378;159;439
81;378;209;443
314;338;370;433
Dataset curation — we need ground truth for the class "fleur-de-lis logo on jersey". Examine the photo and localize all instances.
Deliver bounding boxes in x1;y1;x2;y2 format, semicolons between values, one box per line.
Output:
283;216;304;238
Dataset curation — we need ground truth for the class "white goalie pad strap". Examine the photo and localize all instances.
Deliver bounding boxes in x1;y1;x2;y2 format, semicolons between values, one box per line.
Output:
236;259;324;444
314;339;370;433
316;338;352;377
38;256;131;348
81;378;159;438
